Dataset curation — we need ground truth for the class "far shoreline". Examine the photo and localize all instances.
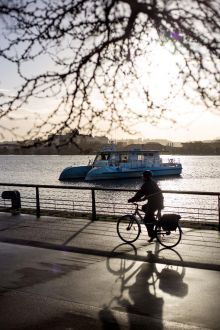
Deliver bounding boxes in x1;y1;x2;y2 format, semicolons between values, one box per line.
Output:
1;153;220;156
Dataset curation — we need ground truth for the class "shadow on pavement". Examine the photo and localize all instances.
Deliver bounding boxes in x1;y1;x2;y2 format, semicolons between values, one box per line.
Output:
99;244;188;329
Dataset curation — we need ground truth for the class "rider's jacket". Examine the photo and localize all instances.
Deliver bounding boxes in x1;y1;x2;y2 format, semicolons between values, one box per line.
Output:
129;178;164;209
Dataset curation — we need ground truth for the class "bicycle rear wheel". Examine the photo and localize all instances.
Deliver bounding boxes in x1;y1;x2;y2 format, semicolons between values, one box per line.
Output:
117;215;141;243
155;224;182;248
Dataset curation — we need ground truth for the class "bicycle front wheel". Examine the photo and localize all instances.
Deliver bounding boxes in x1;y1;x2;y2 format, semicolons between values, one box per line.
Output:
117;215;141;243
155;224;182;248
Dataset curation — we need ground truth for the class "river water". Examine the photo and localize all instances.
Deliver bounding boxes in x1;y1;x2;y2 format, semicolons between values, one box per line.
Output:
0;155;220;221
0;154;220;192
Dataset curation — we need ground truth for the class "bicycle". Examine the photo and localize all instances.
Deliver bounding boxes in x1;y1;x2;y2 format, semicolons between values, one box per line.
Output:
117;203;182;248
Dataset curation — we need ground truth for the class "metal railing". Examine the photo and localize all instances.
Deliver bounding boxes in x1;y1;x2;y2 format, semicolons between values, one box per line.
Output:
0;182;220;230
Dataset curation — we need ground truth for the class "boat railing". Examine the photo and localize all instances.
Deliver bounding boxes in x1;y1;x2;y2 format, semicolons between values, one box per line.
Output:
128;160;151;169
0;182;220;231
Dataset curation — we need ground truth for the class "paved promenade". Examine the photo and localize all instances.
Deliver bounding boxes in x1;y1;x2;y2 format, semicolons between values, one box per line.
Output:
0;212;220;329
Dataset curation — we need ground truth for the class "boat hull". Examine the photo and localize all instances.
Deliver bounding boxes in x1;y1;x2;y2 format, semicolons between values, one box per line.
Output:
85;165;182;181
59;165;92;180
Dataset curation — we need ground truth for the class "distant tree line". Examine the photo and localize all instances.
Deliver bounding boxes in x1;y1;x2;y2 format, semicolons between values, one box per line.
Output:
1;139;220;155
180;141;220;155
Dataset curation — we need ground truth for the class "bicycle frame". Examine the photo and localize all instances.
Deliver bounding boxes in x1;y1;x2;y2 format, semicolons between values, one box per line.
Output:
132;202;161;226
132;203;144;221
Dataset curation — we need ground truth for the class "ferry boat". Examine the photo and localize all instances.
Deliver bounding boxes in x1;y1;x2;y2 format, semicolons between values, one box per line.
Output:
59;145;182;181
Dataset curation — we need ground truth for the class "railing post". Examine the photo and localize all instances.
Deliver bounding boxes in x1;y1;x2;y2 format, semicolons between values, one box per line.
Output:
36;186;40;218
218;195;220;232
91;189;96;221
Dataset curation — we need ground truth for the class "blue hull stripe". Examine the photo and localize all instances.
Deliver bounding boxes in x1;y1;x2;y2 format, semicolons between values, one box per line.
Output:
86;168;182;180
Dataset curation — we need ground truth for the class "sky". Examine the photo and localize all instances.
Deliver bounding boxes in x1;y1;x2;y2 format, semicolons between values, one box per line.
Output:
1;33;220;143
1;67;220;143
110;110;220;142
133;106;220;142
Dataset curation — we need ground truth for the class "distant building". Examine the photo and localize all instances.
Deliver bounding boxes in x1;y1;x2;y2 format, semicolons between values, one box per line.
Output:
0;142;20;153
47;133;109;147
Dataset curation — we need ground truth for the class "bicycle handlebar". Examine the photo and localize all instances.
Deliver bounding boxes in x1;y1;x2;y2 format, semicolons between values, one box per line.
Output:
131;201;144;206
130;200;145;204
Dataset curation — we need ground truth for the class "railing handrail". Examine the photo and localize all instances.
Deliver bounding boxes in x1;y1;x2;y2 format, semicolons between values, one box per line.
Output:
1;181;220;231
0;182;219;196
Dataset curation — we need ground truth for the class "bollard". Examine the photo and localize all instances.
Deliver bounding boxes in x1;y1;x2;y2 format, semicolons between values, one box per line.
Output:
1;190;21;214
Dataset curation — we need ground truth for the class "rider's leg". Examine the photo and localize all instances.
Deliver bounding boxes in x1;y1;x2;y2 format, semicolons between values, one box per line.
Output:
143;205;157;238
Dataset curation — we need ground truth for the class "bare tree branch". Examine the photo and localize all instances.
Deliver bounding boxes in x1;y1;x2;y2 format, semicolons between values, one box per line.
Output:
0;0;219;143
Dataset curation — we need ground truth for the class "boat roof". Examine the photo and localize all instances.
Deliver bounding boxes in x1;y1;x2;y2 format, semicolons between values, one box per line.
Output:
99;149;160;154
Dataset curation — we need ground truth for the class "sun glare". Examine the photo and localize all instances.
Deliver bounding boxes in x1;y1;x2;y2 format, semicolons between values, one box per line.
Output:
136;43;181;105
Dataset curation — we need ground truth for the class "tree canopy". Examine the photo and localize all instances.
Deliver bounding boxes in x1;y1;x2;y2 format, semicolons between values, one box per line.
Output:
0;0;219;142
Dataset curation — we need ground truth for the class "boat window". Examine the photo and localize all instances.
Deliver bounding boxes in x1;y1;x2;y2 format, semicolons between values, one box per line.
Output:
120;154;128;163
110;153;117;160
138;154;144;161
96;153;110;161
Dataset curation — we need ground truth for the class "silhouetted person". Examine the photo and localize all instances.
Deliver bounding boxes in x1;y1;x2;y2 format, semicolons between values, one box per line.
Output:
99;304;121;330
122;261;164;329
128;171;164;242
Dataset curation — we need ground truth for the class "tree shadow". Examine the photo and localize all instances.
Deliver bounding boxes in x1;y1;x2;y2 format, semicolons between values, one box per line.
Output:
0;260;88;294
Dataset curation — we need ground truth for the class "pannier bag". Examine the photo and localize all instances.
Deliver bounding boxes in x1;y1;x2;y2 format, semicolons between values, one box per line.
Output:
160;214;181;231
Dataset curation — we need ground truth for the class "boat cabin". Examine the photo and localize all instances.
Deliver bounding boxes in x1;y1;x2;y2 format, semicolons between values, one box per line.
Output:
93;149;162;168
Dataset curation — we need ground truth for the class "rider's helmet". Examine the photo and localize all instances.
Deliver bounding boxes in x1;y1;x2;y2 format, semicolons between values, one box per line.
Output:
143;170;153;179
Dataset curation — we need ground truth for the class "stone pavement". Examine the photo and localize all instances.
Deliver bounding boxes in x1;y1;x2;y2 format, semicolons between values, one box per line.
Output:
0;212;220;329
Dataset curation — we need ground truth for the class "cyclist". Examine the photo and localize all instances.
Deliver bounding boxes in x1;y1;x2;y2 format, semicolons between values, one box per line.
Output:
128;170;164;242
